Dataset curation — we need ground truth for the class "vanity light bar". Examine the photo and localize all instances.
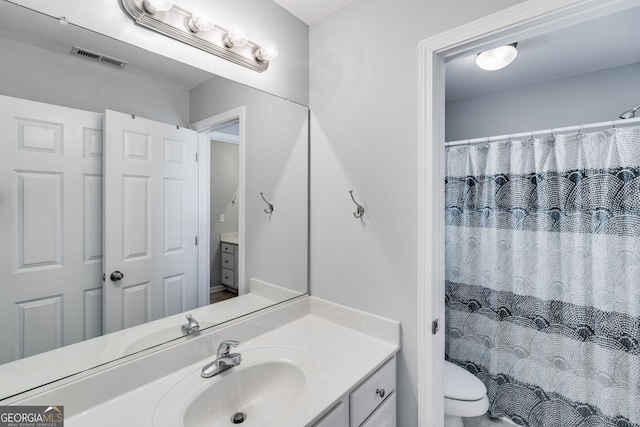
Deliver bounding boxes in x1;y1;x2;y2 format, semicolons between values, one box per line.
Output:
119;0;273;73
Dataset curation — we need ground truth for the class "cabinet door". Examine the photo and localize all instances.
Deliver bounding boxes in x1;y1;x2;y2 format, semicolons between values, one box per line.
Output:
350;358;396;426
314;401;348;427
361;392;396;427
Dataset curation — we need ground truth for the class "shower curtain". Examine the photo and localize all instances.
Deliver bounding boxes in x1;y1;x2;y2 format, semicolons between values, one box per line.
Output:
444;126;640;427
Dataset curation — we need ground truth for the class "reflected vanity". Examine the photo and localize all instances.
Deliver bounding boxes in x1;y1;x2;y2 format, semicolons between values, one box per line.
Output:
0;1;308;401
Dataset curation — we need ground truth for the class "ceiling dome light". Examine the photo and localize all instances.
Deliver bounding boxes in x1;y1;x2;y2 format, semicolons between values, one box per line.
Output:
223;24;249;48
142;0;173;14
254;40;278;63
476;43;518;71
188;14;215;33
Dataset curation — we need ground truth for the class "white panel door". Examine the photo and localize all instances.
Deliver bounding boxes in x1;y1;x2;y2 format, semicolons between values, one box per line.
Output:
103;110;198;333
0;95;103;364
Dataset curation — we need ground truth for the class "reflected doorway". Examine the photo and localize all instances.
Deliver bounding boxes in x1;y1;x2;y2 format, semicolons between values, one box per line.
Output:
208;120;240;304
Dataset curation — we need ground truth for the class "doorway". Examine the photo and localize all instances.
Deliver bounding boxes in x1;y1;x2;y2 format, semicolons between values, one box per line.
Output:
417;0;640;425
192;107;247;308
208;120;240;304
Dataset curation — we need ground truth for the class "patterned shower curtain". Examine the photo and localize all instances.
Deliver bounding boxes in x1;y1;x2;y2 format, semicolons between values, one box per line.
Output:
444;127;640;427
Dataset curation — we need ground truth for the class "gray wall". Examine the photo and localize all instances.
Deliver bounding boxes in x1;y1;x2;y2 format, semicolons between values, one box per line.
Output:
446;61;640;142
191;76;308;295
210;140;240;286
0;37;190;125
308;0;525;425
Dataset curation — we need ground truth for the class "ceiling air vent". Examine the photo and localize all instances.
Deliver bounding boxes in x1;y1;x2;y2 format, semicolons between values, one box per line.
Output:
70;46;128;69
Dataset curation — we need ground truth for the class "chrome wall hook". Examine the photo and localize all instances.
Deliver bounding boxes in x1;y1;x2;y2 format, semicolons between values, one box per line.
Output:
349;190;365;218
260;192;274;214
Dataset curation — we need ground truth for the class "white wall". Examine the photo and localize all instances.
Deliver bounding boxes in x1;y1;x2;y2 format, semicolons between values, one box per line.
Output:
14;0;309;105
309;0;525;425
0;36;190;125
446;61;640;142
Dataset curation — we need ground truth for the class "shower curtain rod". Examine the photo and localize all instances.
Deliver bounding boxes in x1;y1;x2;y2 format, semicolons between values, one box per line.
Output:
445;116;640;148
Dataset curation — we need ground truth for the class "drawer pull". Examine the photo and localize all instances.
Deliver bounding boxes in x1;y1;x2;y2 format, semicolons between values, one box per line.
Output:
376;388;385;398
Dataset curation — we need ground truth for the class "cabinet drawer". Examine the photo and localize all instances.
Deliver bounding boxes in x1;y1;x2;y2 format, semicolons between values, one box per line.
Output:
221;252;235;269
361;392;395;427
221;243;236;254
350;357;396;427
221;268;235;287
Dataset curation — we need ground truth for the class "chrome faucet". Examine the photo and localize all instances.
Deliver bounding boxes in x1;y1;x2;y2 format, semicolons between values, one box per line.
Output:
181;314;200;336
201;340;242;378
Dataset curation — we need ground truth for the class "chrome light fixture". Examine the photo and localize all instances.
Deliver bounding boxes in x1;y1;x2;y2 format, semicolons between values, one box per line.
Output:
476;43;518;71
187;13;215;33
254;40;279;63
120;0;278;72
223;24;248;48
142;0;173;14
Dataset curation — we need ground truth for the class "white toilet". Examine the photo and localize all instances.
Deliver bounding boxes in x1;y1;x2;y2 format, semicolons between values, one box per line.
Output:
444;360;490;427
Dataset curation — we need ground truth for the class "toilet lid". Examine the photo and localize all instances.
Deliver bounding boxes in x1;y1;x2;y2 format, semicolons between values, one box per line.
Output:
444;361;487;401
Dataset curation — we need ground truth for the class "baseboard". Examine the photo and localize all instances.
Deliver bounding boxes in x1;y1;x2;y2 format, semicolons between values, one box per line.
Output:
209;285;225;294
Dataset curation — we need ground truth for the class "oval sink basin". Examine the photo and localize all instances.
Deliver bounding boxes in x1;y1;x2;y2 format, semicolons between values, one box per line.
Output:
153;347;319;427
122;323;215;354
100;311;227;361
186;362;303;426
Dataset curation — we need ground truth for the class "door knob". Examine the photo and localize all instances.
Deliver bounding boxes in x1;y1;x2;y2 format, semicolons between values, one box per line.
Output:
110;271;124;281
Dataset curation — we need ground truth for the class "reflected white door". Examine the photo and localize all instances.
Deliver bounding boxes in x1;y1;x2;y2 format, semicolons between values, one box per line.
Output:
103;110;198;333
0;95;104;364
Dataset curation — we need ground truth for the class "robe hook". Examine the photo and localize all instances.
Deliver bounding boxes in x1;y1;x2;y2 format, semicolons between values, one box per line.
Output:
260;192;274;214
349;190;365;218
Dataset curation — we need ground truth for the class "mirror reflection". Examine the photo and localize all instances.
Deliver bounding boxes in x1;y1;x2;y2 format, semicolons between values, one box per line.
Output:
0;0;308;400
209;121;240;299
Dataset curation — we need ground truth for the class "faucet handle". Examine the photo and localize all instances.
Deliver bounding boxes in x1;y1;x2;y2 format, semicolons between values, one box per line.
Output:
217;340;239;356
181;314;200;335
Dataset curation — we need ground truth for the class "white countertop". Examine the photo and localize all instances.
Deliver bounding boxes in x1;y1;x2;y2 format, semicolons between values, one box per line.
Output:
0;289;288;400
65;314;398;426
220;231;239;244
53;298;400;427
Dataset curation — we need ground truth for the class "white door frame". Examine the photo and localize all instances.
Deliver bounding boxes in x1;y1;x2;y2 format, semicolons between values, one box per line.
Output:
417;0;640;424
191;107;246;307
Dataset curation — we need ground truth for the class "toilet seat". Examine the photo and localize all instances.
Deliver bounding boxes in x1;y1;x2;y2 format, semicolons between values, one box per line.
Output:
444;361;486;401
444;361;489;418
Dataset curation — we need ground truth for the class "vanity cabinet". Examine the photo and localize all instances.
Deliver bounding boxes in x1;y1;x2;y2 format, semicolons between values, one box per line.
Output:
220;242;238;289
313;357;396;427
314;402;348;427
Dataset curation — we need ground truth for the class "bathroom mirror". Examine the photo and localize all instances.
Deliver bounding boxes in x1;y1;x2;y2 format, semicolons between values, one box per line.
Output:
0;0;308;401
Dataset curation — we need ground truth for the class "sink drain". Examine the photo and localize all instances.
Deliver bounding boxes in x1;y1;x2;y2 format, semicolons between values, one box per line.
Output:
231;412;247;424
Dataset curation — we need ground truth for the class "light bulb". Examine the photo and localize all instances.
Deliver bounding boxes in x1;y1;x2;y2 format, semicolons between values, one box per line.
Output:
223;24;248;48
142;0;173;14
254;40;278;62
476;43;518;71
188;14;215;33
